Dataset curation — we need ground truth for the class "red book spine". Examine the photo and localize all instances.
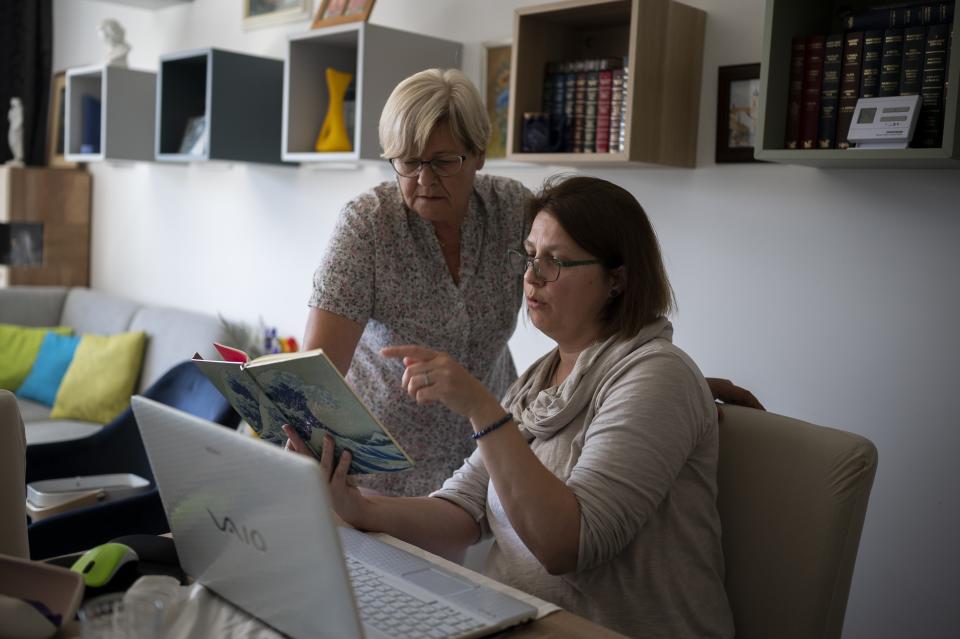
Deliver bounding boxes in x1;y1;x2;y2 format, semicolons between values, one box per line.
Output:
800;35;826;149
595;69;613;153
785;36;806;148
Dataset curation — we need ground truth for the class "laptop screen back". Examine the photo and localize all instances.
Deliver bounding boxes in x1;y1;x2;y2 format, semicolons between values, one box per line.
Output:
132;395;364;639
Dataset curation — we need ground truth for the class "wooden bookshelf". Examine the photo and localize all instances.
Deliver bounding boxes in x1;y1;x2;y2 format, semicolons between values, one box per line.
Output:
0;167;91;288
156;48;286;164
756;0;960;167
507;0;706;167
282;23;462;163
65;65;157;163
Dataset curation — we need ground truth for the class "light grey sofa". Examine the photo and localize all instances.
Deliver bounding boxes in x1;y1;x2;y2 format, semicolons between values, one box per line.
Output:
0;286;228;445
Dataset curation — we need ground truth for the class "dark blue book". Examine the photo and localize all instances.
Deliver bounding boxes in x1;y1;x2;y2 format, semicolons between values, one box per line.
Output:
80;95;101;154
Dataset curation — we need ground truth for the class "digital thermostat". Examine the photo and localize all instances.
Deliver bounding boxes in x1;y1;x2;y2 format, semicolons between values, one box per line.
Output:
848;95;921;149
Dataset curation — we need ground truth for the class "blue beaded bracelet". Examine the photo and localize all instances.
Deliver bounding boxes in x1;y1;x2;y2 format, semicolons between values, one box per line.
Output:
471;413;513;440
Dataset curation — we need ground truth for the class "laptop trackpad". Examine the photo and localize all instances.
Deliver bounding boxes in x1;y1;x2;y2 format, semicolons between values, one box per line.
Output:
402;568;477;596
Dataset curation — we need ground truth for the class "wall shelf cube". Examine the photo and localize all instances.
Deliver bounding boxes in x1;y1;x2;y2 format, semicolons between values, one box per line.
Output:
283;23;462;163
507;0;706;168
156;48;286;164
756;0;960;168
65;65;157;163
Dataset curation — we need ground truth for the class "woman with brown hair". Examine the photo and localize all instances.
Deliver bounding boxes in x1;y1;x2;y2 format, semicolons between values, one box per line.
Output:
289;175;735;637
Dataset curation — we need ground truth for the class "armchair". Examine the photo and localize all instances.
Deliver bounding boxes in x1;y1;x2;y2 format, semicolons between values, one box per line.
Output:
26;361;239;559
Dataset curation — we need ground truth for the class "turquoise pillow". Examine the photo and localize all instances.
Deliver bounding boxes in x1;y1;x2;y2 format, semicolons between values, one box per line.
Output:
16;333;81;406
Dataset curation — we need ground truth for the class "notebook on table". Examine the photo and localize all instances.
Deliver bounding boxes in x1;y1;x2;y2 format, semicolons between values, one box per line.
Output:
131;396;536;639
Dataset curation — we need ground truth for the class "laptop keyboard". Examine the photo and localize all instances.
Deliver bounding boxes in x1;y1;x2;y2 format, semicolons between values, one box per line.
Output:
346;556;487;639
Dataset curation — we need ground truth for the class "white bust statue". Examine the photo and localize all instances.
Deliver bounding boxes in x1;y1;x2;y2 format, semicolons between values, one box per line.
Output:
98;19;131;67
6;97;24;166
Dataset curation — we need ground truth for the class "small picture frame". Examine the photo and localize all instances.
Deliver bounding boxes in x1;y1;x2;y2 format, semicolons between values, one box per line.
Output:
482;40;512;159
179;115;207;157
716;63;764;163
311;0;375;29
46;71;77;168
243;0;312;30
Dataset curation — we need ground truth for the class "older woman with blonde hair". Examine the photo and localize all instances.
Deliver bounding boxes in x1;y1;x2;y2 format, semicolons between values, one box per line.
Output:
290;175;735;637
304;69;760;497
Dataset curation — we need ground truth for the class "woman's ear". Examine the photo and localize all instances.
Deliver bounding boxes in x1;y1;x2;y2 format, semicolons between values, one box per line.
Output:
609;266;626;298
475;150;486;172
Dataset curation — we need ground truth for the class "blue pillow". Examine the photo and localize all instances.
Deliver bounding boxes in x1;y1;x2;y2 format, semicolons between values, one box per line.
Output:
16;333;81;406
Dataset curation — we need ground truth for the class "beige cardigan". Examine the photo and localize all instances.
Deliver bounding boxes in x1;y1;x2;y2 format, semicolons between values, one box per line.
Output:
433;319;734;638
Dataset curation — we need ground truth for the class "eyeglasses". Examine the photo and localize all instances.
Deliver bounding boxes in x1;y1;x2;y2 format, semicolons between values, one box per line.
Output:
507;248;602;282
389;155;466;178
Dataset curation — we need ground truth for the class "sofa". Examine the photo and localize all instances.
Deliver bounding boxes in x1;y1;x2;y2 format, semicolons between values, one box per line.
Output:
0;286;229;445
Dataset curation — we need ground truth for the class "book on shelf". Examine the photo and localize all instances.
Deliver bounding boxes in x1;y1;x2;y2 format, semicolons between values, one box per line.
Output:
800;34;827;149
546;62;567;152
596;66;613;153
818;33;844;148
572;60;587;152
609;68;624;153
563;62;576;152
879;28;905;96
859;30;884;97
192;343;413;475
785;36;806;148
836;31;865;149
900;25;928;95
583;59;600;152
914;22;951;147
619;56;628;153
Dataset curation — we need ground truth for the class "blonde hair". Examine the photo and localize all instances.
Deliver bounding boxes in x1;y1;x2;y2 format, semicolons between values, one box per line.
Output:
379;68;490;159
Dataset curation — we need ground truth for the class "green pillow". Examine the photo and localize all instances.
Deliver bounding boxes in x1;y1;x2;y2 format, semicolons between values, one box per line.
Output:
51;331;147;424
0;324;73;390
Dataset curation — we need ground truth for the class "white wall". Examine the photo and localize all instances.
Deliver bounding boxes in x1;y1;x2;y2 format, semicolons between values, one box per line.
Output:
53;1;960;636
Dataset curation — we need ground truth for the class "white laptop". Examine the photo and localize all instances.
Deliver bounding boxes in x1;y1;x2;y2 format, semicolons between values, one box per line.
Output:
131;396;536;639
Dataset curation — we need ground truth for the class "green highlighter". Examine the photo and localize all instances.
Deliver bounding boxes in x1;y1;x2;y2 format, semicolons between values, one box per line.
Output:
70;542;139;588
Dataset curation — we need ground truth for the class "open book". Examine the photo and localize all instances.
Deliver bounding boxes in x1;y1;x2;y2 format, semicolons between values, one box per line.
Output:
192;344;413;475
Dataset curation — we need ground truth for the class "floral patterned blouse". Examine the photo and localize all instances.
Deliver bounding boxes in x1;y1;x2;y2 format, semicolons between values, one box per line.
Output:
309;173;530;496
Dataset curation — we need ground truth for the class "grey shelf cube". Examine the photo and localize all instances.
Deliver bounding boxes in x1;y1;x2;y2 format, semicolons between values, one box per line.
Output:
283;23;462;162
756;0;960;168
65;65;157;163
156;48;286;164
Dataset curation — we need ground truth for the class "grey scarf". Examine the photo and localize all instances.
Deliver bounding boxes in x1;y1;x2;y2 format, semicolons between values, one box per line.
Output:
504;318;673;441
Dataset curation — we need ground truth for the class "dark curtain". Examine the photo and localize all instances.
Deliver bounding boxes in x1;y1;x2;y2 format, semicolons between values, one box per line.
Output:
0;0;53;165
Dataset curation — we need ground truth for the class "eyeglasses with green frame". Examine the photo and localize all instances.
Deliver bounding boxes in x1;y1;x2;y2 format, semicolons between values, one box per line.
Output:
389;154;466;178
507;248;602;282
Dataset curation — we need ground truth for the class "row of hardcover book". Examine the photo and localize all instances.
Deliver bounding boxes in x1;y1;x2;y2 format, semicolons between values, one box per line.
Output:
538;57;629;154
785;2;955;150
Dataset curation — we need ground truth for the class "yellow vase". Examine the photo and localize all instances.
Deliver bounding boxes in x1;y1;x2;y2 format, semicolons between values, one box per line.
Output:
314;68;354;153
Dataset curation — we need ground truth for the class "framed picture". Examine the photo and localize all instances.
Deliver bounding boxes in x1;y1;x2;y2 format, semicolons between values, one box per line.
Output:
311;0;375;29
46;71;76;168
716;63;764;163
482;41;512;159
243;0;312;30
179;115;207;156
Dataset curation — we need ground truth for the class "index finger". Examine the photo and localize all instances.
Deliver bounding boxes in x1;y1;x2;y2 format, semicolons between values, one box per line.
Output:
380;345;436;361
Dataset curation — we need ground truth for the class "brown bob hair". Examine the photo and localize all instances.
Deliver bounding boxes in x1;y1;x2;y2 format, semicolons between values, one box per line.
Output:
525;175;675;340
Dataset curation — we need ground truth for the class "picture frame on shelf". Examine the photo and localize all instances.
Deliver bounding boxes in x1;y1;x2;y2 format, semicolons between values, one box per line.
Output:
243;0;312;30
178;115;207;156
311;0;375;29
716;63;764;163
482;40;512;159
46;71;77;168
